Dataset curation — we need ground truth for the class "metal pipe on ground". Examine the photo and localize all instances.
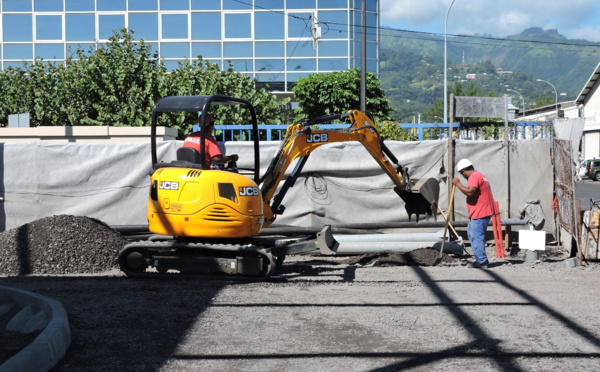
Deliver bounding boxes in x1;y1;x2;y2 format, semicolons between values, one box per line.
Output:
262;218;526;236
333;230;445;242
310;240;464;255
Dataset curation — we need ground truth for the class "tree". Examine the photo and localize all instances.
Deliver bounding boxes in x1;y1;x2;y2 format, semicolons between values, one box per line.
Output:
160;59;290;137
292;68;393;122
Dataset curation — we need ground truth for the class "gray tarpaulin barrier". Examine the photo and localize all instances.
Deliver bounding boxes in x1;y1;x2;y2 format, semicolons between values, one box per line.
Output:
0;139;555;234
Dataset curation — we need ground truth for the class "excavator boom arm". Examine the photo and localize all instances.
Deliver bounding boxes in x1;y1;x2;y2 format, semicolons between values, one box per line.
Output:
259;110;433;226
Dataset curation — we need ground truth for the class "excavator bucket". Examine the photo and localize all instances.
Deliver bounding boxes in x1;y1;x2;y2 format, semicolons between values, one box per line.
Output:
405;177;440;206
394;177;440;222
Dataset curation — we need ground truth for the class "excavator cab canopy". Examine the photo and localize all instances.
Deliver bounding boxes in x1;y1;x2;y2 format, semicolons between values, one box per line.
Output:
150;95;261;183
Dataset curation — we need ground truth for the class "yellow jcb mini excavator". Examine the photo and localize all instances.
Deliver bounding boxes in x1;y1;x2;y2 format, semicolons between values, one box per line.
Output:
118;95;439;278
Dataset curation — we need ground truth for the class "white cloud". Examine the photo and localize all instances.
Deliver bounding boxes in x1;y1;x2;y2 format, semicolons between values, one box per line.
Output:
380;0;446;24
569;26;600;42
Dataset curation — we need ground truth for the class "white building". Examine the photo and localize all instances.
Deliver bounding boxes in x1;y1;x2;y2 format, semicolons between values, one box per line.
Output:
576;62;600;159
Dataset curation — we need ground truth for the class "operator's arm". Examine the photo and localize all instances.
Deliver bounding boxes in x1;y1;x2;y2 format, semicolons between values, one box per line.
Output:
212;154;238;163
452;177;477;196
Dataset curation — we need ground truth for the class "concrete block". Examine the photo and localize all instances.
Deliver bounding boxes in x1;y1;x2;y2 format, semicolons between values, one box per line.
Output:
565;257;579;268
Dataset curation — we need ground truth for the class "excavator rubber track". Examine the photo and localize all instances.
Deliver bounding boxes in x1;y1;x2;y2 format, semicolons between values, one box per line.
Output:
118;240;276;280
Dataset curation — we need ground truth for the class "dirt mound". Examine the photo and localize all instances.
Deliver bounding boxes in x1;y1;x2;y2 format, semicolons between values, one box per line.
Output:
346;248;458;267
0;215;129;275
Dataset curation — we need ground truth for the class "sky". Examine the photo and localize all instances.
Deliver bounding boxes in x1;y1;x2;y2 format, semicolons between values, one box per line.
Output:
379;0;600;42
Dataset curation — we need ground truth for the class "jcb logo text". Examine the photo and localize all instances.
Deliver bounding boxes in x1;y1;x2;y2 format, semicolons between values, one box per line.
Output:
239;186;259;196
306;133;328;143
159;181;179;190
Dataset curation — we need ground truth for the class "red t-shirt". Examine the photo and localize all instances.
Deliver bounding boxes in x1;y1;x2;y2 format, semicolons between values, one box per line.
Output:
182;132;222;167
466;170;495;219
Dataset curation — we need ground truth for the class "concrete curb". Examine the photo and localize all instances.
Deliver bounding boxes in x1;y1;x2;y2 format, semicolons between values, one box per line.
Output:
0;286;71;372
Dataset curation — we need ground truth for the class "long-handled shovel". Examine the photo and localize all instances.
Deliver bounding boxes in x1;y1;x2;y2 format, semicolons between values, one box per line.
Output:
439;184;457;257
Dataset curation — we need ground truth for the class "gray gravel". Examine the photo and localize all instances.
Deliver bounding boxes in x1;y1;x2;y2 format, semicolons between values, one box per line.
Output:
0;215;128;276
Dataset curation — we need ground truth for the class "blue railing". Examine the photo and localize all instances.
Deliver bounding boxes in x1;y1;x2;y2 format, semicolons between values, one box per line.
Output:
203;121;550;141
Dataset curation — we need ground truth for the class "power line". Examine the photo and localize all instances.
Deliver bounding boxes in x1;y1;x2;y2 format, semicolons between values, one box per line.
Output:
228;0;600;53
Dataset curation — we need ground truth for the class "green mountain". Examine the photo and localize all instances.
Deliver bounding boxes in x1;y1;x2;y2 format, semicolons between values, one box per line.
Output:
380;27;600;122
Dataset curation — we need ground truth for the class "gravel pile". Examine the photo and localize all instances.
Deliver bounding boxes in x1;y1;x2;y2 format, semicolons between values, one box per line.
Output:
0;215;129;275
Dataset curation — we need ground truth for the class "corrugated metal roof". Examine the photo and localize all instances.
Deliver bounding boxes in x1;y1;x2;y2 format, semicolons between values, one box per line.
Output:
576;61;600;105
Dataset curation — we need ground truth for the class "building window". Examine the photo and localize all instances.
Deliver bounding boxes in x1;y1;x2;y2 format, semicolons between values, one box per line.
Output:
224;42;252;58
192;42;222;58
129;13;159;40
318;58;347;71
287;13;312;38
256;59;285;72
3;14;32;42
99;14;125;39
161;42;190;58
288;58;316;71
254;0;284;9
65;0;94;11
229;59;253;72
34;0;63;12
319;0;347;8
66;14;95;42
161;14;189;39
129;0;158;11
3;0;32;12
318;40;347;56
256;42;284;57
191;0;220;10
255;12;284;40
318;11;348;39
225;13;251;39
224;0;252;10
286;0;316;9
4;43;33;59
191;13;221;40
160;0;189;11
36;15;63;41
35;43;64;59
287;41;315;57
97;0;126;11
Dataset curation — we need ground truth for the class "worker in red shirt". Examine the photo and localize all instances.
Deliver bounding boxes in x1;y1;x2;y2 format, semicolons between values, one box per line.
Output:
452;159;495;268
182;112;238;168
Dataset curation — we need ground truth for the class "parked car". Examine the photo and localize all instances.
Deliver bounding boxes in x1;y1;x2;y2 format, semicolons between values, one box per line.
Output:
586;158;600;181
579;159;591;179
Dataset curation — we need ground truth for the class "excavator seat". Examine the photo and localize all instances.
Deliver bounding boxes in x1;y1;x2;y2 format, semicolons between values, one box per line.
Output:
177;147;202;164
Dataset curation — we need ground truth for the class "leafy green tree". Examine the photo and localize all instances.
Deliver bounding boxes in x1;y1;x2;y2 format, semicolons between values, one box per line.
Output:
160;59;290;137
374;120;417;141
292;68;393;122
533;95;556;108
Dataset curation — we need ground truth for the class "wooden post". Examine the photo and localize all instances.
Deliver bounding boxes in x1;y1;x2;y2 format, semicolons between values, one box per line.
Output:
449;94;455;221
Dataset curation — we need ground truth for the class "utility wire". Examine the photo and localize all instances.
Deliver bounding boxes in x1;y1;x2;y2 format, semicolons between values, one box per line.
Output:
232;0;600;52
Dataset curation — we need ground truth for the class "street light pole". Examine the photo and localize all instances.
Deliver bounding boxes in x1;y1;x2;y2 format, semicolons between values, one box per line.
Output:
506;88;525;117
536;78;558;118
443;0;456;124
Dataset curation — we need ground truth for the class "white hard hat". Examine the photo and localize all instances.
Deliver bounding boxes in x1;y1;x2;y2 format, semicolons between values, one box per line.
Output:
456;158;473;171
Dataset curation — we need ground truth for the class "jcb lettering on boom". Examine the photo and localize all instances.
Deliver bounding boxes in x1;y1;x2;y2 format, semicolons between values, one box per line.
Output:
159;181;179;190
306;133;328;143
239;186;259;196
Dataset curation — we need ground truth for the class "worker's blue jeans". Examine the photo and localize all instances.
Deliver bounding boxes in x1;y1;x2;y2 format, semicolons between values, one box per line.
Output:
468;216;491;265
